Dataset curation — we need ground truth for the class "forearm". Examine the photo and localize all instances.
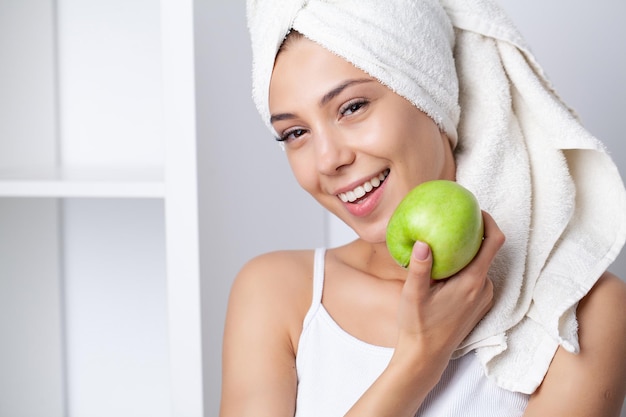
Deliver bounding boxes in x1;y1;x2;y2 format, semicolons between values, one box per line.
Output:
344;348;446;417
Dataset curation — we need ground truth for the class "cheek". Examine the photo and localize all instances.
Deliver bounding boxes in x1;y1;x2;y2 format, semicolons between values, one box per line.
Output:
286;151;317;193
394;117;447;171
356;116;387;147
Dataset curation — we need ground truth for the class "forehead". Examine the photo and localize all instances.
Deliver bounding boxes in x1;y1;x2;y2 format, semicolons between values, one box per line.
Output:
269;36;373;106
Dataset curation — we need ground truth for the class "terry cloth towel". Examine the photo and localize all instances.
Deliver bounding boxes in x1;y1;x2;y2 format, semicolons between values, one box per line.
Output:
246;0;626;394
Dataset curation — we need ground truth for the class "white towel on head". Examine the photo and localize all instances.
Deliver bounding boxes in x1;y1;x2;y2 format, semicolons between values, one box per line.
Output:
246;0;626;394
247;0;461;144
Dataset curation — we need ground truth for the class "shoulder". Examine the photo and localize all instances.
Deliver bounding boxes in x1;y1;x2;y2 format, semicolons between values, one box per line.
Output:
577;270;626;318
226;250;316;349
576;271;626;358
526;271;626;415
221;251;317;415
574;271;626;365
237;249;316;277
232;249;316;304
575;271;626;354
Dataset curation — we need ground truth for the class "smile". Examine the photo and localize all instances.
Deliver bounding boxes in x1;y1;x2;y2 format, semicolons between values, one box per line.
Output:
338;169;390;203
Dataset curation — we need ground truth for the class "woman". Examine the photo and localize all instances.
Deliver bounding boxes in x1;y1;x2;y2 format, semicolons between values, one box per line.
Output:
221;1;626;415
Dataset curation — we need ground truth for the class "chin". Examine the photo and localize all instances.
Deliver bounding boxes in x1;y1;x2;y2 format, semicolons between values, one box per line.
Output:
353;223;388;245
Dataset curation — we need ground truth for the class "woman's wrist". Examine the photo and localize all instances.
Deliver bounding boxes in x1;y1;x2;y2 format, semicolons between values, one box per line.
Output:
389;340;448;392
344;347;446;417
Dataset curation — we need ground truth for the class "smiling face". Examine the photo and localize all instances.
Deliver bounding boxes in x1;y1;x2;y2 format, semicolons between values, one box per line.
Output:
269;35;456;243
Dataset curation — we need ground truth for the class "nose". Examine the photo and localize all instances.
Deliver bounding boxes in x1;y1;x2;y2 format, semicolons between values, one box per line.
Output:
315;127;355;175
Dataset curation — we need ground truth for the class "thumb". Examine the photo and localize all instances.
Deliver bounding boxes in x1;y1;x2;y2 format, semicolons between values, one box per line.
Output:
402;241;433;300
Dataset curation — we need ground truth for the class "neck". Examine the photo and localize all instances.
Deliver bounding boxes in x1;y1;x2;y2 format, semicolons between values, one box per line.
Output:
340;238;409;282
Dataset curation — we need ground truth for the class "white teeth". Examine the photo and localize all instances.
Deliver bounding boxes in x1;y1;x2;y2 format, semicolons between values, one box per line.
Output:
337;169;389;203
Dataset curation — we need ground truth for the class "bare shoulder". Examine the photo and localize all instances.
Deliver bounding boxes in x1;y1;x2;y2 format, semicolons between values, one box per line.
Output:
578;270;626;316
232;249;315;306
575;271;626;357
575;271;626;362
525;271;626;416
226;249;316;349
236;249;316;279
220;250;317;416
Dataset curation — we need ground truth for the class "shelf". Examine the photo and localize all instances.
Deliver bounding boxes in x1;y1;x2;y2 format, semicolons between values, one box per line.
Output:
0;166;165;198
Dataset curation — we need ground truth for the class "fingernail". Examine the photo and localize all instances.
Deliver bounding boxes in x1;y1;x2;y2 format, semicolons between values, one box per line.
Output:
412;241;430;261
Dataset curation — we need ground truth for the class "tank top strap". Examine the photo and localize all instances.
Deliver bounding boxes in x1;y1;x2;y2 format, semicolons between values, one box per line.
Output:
302;248;326;330
312;248;326;304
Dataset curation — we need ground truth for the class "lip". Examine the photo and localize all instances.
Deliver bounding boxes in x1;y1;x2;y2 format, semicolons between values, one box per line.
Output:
339;170;389;217
334;169;389;195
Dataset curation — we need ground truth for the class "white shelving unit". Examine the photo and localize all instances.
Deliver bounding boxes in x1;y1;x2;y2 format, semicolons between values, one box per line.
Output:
0;0;203;415
0;167;165;198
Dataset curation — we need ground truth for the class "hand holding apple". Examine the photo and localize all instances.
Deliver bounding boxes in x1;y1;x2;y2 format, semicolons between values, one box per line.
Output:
386;180;484;279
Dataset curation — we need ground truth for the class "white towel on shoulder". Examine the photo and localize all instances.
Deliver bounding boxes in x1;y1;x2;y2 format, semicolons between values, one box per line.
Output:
446;1;626;392
246;0;626;394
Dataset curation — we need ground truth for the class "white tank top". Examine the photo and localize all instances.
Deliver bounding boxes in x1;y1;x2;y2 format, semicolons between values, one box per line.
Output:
294;248;529;417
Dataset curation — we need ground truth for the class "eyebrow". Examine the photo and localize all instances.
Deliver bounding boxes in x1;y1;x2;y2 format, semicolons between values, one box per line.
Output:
270;78;374;124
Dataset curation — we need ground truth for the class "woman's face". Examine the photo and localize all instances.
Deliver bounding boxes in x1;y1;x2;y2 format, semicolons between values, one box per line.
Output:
269;36;456;243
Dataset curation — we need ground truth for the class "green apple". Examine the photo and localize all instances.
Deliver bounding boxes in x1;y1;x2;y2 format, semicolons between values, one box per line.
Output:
386;180;484;279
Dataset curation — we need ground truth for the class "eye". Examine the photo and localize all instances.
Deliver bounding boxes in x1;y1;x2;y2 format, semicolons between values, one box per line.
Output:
340;99;369;117
276;127;308;143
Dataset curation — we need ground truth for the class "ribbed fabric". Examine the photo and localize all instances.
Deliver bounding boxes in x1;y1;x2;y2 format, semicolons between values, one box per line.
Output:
294;248;529;417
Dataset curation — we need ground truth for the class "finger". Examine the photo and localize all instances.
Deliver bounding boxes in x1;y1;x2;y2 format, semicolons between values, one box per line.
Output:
465;211;505;275
402;240;433;302
481;211;506;252
442;211;502;298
